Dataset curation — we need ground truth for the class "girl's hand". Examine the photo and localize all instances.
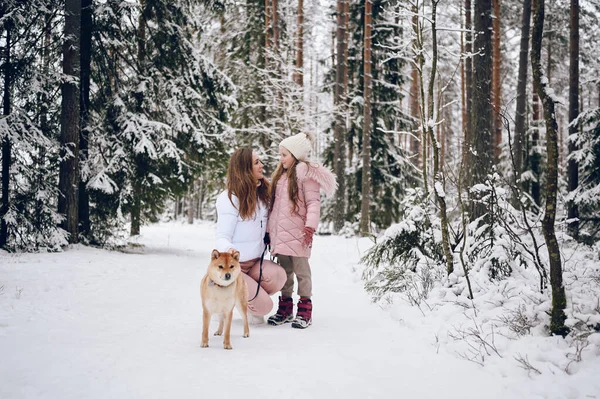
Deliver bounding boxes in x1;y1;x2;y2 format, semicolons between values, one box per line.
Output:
302;227;315;249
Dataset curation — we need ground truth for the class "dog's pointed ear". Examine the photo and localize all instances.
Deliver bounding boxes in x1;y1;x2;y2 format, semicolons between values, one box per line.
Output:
231;250;240;261
211;249;220;260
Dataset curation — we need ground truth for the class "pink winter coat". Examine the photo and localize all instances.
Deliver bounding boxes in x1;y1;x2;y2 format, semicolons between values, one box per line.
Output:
268;162;337;258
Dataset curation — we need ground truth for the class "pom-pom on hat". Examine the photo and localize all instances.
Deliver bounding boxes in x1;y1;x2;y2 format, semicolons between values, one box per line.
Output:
280;132;314;161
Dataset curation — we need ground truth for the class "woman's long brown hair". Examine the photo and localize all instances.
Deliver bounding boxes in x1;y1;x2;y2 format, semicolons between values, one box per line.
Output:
226;148;270;220
270;156;307;215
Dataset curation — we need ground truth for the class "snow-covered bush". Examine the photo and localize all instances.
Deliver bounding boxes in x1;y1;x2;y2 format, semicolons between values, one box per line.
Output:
361;189;444;301
466;174;543;284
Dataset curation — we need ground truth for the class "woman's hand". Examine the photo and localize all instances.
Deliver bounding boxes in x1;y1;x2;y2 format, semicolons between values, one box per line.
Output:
302;227;315;249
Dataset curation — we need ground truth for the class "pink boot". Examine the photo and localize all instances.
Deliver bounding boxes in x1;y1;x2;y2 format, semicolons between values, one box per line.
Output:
268;296;294;326
292;297;312;329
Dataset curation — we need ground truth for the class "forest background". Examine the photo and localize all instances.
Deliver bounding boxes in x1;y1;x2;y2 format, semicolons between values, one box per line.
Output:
1;0;599;355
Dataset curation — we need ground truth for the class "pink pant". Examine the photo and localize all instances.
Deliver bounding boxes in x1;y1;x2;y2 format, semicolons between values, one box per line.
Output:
240;258;286;316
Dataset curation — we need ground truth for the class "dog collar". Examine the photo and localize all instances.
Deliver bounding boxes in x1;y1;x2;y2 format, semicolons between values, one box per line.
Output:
208;279;226;288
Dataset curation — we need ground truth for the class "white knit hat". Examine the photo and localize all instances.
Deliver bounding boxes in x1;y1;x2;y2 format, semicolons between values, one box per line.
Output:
280;133;313;161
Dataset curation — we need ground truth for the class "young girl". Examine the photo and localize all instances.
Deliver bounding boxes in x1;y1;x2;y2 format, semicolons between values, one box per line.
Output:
267;133;336;329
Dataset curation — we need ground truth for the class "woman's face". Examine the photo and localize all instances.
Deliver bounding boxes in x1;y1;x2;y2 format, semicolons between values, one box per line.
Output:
279;147;296;170
251;151;264;181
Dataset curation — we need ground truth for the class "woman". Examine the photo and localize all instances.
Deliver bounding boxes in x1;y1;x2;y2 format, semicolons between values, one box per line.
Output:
214;148;287;324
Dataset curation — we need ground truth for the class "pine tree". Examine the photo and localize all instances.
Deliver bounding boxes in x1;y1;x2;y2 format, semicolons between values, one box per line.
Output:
58;0;82;243
468;0;493;218
325;0;415;231
85;0;235;240
0;1;67;251
513;0;532;181
567;0;579;238
1;9;12;247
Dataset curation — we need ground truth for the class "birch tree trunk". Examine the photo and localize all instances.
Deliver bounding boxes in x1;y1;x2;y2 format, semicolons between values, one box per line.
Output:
531;0;569;337
426;0;453;275
58;0;81;243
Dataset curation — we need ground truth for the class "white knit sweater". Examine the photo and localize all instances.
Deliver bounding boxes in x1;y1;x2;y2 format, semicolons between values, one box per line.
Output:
214;190;268;262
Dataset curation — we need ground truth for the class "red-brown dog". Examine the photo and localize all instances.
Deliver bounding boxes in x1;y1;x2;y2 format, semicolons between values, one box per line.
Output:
200;249;249;349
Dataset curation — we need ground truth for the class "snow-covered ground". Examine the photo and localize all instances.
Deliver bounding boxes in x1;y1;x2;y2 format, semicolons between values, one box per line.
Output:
1;221;598;399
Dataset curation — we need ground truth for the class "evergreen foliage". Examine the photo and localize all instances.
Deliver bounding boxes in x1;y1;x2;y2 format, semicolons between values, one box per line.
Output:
569;107;600;243
0;1;67;251
84;0;234;242
361;189;444;300
324;0;417;231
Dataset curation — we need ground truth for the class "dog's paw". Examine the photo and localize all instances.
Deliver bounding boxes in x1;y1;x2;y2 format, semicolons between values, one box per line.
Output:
214;331;222;336
243;332;250;338
224;344;232;350
201;342;209;348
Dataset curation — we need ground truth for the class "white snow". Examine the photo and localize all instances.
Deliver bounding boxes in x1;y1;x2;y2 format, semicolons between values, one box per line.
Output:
434;181;446;198
1;221;599;399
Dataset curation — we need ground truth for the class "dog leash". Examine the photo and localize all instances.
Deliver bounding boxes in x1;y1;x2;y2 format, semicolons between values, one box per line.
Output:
248;244;268;302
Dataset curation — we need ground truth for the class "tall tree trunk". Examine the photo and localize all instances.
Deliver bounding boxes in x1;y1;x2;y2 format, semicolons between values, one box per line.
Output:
37;15;52;230
293;0;304;86
343;0;349;101
410;9;421;167
567;0;579;238
531;0;569;337
464;0;473;162
333;0;348;232
265;0;271;51
58;0;82;243
360;0;372;235
79;0;92;239
131;0;146;236
187;181;195;224
272;0;279;51
414;3;429;196
514;0;532;181
469;0;493;218
427;0;453;275
0;21;11;248
492;0;502;162
531;89;541;206
460;4;467;137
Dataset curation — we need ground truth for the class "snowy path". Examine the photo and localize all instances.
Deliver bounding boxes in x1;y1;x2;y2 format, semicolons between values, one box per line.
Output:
1;223;513;398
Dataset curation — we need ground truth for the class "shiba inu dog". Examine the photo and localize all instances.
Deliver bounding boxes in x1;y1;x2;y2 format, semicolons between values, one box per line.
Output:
200;249;249;349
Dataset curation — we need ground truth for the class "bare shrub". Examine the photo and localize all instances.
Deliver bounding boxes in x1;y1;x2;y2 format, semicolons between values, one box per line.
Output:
514;353;542;375
497;304;540;336
449;315;502;366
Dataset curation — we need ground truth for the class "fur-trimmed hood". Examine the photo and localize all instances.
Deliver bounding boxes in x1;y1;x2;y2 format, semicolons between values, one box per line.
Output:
296;162;337;198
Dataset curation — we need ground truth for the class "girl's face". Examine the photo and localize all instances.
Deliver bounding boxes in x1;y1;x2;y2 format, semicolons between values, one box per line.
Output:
251;151;264;181
279;147;296;170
